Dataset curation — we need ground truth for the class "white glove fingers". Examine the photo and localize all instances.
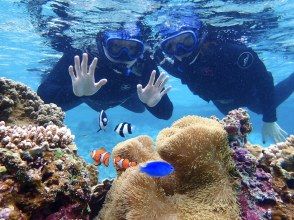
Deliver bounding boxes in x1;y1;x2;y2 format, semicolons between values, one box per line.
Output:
147;70;156;86
262;131;267;144
81;53;88;75
94;79;107;90
89;57;98;76
68;65;76;81
277;132;286;143
280;129;288;137
137;84;143;95
159;76;169;91
160;86;172;97
74;55;81;77
154;72;166;87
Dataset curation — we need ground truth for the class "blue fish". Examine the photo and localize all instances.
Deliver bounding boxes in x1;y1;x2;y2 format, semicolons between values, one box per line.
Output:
140;161;174;178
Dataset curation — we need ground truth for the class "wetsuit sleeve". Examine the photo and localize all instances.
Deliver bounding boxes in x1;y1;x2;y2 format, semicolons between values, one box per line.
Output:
37;51;83;111
252;56;276;122
142;60;174;120
232;45;276;122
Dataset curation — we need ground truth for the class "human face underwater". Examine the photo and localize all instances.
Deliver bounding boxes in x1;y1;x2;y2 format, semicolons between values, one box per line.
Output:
161;30;198;57
104;38;144;62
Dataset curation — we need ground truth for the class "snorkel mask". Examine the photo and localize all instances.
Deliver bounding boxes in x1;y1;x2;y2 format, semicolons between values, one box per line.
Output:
102;29;144;62
155;11;202;58
160;30;198;57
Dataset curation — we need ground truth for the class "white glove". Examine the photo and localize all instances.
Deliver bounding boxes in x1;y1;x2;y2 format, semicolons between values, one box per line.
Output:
137;70;172;107
262;122;288;144
68;53;107;97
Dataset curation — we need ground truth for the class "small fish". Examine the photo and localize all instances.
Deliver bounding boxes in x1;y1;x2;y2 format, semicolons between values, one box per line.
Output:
114;156;137;170
91;147;110;167
140;161;174;178
114;122;133;137
97;110;108;132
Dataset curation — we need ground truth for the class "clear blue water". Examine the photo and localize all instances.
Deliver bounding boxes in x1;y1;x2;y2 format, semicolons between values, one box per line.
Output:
0;0;293;180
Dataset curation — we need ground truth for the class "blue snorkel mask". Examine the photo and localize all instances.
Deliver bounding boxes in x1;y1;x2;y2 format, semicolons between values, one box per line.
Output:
161;30;198;57
155;11;202;58
102;29;144;62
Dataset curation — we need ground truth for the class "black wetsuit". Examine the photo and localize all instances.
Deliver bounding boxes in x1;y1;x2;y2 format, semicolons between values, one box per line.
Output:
160;31;294;122
37;44;173;120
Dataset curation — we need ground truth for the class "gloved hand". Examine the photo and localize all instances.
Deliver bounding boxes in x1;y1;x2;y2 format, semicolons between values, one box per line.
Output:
137;70;172;107
262;121;288;144
68;53;107;97
153;46;165;65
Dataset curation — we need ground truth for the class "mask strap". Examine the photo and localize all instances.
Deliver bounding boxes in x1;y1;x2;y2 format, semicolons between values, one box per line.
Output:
189;30;208;65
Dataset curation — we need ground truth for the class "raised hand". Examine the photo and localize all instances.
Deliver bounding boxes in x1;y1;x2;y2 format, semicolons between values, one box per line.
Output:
137;70;172;107
68;53;107;97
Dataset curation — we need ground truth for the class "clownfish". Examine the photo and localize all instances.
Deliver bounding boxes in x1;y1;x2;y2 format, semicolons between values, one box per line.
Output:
113;156;137;170
91;147;110;167
97;110;108;132
114;122;133;137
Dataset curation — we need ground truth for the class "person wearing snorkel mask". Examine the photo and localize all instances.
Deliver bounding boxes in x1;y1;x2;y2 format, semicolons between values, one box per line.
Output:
154;15;293;143
37;22;173;120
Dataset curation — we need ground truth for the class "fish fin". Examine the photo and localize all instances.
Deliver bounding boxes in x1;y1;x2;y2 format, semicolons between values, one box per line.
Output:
97;128;102;132
93;161;101;166
104;156;110;167
99;147;106;152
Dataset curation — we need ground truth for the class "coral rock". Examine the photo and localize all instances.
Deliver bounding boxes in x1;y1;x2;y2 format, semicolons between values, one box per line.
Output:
0;77;64;127
0;122;98;219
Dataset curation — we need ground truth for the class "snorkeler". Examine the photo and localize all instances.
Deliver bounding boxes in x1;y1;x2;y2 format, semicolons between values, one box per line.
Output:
154;13;293;143
37;22;173;120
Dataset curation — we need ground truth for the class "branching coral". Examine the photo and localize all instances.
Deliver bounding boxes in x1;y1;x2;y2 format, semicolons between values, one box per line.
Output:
98;116;240;220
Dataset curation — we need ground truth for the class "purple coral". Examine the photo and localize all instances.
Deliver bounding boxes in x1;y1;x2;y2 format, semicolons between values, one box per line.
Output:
222;109;278;220
0;208;11;220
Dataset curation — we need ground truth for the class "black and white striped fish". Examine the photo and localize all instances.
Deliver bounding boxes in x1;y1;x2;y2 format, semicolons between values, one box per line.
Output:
114;122;133;137
97;110;108;132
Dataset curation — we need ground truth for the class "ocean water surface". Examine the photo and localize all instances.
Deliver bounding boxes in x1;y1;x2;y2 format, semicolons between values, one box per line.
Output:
0;0;293;179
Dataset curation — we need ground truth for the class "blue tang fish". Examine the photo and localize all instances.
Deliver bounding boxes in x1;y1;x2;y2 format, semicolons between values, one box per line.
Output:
140;161;174;177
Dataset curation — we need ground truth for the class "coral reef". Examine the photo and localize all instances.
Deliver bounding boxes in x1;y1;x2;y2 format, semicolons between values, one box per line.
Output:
97;108;293;220
0;77;64;127
0;78;108;219
245;136;294;219
0;121;98;219
98;116;240;220
222;108;294;220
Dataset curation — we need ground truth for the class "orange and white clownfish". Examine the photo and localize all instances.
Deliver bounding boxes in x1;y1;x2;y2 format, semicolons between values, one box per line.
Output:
91;147;110;167
113;156;137;170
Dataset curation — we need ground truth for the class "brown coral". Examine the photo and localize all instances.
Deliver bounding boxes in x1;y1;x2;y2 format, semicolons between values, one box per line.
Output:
112;136;158;162
98;116;240;220
0;77;64;127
